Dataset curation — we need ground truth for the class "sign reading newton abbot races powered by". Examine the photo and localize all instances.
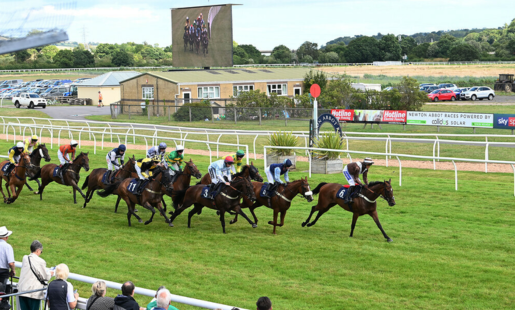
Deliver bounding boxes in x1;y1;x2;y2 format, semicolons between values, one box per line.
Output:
331;109;407;124
407;112;494;128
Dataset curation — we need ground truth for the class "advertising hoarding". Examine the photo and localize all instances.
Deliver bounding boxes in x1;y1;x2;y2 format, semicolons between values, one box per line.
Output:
406;111;493;128
172;5;233;67
493;114;515;129
331;109;406;124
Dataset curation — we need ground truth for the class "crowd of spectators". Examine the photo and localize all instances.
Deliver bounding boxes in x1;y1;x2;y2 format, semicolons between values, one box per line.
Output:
0;226;273;310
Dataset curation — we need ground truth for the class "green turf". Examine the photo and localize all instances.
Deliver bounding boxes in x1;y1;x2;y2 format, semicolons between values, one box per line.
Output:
1;140;514;310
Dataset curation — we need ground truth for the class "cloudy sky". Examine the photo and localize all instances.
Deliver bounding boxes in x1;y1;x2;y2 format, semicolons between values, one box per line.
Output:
4;0;515;49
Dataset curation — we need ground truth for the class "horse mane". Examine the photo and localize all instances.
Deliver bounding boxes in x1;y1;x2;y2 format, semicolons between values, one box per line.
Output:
368;181;385;187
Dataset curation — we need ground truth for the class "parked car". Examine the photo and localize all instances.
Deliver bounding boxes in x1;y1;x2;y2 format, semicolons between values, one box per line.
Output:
460;86;495;101
419;83;436;88
424;85;439;93
12;93;47;109
453;87;470;100
437;83;458;90
427;89;457;102
0;79;23;87
420;85;433;92
41;86;70;99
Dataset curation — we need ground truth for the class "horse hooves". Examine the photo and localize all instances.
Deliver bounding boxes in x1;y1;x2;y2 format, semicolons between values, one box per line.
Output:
169;223;174;227
144;221;151;225
229;220;236;225
252;224;257;228
268;221;275;225
34;191;39;195
168;211;173;215
216;210;220;216
138;219;143;223
307;222;313;227
387;238;393;243
301;222;307;227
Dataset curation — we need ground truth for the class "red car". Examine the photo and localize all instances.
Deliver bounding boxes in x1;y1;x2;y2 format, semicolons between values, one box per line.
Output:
427;89;456;102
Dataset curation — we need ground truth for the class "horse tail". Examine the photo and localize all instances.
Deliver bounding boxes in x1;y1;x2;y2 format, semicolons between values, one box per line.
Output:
28;167;41;181
313;182;328;195
97;181;121;198
81;175;89;190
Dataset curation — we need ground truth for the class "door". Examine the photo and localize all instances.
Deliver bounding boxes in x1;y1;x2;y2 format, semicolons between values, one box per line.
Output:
183;92;191;104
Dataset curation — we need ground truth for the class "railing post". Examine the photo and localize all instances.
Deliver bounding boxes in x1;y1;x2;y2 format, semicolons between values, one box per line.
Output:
452;160;457;191
485;143;489;173
189;107;192;122
128;105;131;119
258;107;262;125
211;107;214;123
234;107;237;124
168;106;171;122
396;156;402;186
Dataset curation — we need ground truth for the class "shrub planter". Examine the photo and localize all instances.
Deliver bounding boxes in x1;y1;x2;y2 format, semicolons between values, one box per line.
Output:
266;154;297;170
311;158;343;174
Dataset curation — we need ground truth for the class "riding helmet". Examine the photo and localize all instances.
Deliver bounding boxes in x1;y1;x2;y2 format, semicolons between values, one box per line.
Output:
363;157;374;165
176;145;185;152
31;135;38;141
284;159;292;167
224;156;234;164
16;141;24;148
118;144;126;152
159;142;167;149
151;155;160;162
236;150;245;157
70;140;78;147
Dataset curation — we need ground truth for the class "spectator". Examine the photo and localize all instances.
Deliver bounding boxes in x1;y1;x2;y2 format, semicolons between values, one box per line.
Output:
146;287;178;310
46;264;79;310
18;240;54;310
86;281;114;310
114;281;144;310
256;297;272;310
0;227;14;287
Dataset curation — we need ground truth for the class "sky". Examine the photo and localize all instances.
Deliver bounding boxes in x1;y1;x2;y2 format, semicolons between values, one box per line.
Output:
4;0;515;50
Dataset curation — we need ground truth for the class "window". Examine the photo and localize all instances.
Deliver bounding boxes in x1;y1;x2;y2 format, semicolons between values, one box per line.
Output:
233;85;254;96
267;84;287;96
142;87;154;100
198;86;220;99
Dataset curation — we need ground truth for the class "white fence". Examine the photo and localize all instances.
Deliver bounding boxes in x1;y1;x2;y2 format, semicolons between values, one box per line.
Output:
13;262;246;310
263;145;515;195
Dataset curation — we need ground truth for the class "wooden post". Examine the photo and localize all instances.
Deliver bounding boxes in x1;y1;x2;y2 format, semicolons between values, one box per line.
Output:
189;107;192;122
259;107;262;125
234;107;237;124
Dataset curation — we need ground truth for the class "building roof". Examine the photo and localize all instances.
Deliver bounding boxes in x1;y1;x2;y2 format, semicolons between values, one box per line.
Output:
120;68;312;85
80;71;140;87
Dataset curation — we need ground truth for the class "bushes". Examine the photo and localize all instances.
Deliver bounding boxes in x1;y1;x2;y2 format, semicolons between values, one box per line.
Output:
313;133;345;160
267;131;299;156
173;100;211;122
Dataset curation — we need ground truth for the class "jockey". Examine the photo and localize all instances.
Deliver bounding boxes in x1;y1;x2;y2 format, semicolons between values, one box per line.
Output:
264;159;292;196
134;156;160;194
57;140;78;178
106;144;126;171
185;16;190;28
165;145;184;177
342;157;374;204
4;142;24;177
207;156;234;197
226;150;245;174
147;142;167;163
23;135;39;154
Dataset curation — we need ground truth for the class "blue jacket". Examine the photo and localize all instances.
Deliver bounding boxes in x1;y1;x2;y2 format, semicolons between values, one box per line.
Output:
208;159;232;183
107;148;125;166
270;163;289;184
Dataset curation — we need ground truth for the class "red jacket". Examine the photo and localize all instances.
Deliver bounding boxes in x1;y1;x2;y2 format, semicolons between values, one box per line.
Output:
59;144;75;161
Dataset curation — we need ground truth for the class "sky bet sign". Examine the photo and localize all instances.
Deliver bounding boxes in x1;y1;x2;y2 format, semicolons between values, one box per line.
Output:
494;114;515;129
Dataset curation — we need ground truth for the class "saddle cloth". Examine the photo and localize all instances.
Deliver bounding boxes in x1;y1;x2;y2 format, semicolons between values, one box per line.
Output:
259;182;277;198
1;164;9;173
201;186;211;199
336;185;351;200
52;167;59;177
127;179;148;195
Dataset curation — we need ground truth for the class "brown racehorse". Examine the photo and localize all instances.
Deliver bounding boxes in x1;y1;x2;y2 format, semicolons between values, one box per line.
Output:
168;167;257;233
25;144;51;193
0;153;35;204
302;180;396;242
37;152;90;204
81;156;137;209
230;178;314;234
163;159;202;210
200;162;263;185
97;166;173;227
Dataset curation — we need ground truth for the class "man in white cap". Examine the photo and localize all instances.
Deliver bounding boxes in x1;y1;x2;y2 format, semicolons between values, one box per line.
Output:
0;226;15;287
342;157;374;204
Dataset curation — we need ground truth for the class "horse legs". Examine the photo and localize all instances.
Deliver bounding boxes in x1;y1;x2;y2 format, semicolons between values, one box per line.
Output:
168;201;193;227
0;178;6;203
124;198;141;226
69;180;86;200
161;197;167;213
82;188;94;208
8;183;23;204
302;205;317;227
142;201;156;225
73;188;77;204
219;209;226;234
38;179;50;201
25;181;33;192
114;196;122;213
278;210;287;227
307;209;328;227
235;206;257;228
350;213;359;237
155;201;170;224
268;208;279;234
369;210;392;242
187;204;203;228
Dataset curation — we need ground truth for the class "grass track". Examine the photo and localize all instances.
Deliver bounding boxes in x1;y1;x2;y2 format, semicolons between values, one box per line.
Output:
1;140;514;309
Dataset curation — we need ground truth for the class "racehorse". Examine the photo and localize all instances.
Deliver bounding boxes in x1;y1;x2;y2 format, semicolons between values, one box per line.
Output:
25;144;51;193
168;167;257;234
97;166;173;227
202;31;209;56
81;156;137;209
36;152;90;204
162;159;202;211
230;178;314;234
199;162;263;185
302;180;396;242
183;30;189;51
194;34;201;55
0;153;35;204
189;31;195;52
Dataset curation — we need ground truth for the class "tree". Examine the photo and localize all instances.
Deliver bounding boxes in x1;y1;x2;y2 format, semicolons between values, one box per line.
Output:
325;42;347;62
410;42;430;58
173;101;211;121
301;55;313;63
320;74;354;108
400;36;417;56
95;43;118;58
507;39;515;55
271;45;291;63
112;50;134;66
396;76;427;110
344;36;381;63
435;34;457;57
239;44;262;63
448;44;480;61
232;89;269;107
426;44;439;58
325;52;339;63
41;45;59;60
73;50;94;67
379;34;402;61
233;46;249;60
14;50;31;63
53;50;74;67
303;70;327;93
163;45;172;53
296;41;319;61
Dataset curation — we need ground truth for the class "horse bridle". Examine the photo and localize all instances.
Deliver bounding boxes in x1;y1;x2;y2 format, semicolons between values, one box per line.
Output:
281;182;311;201
223;176;254;199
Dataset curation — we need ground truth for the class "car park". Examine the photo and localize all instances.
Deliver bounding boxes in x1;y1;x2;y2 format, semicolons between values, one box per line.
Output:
437;83;458;90
424;85;439;93
427;89;457;102
12;92;47;109
453;87;470;100
41;86;70;99
419;83;436;88
460;86;495;101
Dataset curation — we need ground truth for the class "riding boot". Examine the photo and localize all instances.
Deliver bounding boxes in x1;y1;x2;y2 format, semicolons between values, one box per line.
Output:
344;187;354;204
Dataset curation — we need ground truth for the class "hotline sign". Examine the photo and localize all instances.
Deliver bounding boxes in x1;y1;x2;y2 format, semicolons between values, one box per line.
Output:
331;109;354;121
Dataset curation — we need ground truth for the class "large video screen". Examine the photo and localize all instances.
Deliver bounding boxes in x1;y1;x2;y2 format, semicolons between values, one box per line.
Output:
171;5;234;68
